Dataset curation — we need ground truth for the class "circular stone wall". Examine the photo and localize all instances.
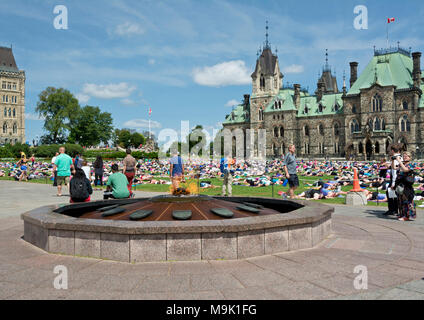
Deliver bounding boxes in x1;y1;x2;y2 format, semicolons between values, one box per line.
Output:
21;197;333;263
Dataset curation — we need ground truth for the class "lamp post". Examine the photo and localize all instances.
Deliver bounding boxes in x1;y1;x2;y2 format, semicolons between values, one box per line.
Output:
324;147;327;161
416;146;420;160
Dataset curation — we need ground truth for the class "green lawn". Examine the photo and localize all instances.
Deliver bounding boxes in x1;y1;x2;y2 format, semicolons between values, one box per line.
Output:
0;171;403;208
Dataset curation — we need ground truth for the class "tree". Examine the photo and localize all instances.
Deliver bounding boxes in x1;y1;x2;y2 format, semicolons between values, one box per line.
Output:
36;87;80;144
114;129;132;148
130;132;145;148
68;106;114;147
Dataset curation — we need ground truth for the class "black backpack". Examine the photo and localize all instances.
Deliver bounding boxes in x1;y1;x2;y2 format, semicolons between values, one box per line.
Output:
71;177;89;200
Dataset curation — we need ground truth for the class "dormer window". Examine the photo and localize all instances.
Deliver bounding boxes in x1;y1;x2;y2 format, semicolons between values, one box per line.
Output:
304;106;309;114
318;104;323;113
334;103;340;112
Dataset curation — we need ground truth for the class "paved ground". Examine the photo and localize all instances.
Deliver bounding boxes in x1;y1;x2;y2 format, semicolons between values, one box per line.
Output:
1;180;424;300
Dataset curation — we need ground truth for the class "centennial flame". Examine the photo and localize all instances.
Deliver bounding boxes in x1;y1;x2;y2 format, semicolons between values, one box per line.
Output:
170;181;199;196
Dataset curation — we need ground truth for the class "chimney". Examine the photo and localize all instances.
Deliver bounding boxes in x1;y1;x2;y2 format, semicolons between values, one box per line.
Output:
243;94;250;109
293;84;301;108
350;62;358;88
412;52;422;88
317;82;324;101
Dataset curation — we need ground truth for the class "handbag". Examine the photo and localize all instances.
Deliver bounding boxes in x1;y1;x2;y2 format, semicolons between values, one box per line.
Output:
395;184;404;196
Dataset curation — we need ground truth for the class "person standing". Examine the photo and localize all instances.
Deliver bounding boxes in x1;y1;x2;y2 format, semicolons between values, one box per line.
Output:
54;147;75;197
123;148;137;193
395;151;416;221
51;152;59;187
283;144;299;199
93;155;104;190
384;144;401;216
220;154;235;197
170;152;185;191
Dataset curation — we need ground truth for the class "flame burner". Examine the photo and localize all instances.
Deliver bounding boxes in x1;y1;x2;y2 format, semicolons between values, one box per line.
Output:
21;196;333;262
172;187;191;196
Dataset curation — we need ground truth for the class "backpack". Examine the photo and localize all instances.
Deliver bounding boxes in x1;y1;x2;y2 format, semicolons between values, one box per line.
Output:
220;158;228;174
71;177;89;200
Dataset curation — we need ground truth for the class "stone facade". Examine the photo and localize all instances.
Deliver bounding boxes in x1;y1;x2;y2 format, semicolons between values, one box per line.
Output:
223;43;424;160
0;46;25;145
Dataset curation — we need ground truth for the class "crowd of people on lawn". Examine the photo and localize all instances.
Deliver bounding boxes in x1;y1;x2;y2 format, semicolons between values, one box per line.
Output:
0;143;420;220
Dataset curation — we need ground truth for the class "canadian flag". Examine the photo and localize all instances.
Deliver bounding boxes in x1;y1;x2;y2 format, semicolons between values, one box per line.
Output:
387;17;395;23
148;107;152;116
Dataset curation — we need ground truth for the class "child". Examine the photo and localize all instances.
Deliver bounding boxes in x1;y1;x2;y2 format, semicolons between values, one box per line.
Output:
81;160;91;182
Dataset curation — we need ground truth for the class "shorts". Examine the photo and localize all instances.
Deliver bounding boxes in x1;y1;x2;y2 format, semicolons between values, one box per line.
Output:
57;176;70;186
288;174;299;188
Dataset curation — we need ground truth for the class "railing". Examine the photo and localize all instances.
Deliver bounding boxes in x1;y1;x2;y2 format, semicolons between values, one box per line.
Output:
374;46;411;57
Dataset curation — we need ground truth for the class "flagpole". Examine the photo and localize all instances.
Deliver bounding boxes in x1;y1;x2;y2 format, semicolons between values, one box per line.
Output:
148;107;151;140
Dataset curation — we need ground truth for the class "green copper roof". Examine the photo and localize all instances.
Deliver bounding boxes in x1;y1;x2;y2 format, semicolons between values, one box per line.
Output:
348;52;413;95
223;103;249;124
264;89;309;112
297;93;343;117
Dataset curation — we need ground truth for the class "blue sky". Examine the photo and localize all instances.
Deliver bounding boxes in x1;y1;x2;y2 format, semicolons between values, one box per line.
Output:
1;0;424;144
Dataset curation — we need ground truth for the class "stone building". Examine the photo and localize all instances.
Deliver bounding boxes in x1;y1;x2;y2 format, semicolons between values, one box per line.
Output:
223;36;424;160
0;46;26;145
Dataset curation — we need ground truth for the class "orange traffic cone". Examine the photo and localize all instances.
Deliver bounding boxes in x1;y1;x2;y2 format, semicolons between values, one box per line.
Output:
350;168;363;192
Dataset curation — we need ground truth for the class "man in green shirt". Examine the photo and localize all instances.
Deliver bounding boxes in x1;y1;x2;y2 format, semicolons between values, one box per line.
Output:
54;147;75;197
104;164;131;199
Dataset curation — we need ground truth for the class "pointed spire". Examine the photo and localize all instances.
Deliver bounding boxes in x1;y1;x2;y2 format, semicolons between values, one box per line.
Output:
264;21;270;50
325;49;329;68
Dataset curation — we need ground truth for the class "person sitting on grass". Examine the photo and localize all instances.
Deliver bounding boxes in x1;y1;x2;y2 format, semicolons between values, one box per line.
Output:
69;168;93;203
104;164;131;200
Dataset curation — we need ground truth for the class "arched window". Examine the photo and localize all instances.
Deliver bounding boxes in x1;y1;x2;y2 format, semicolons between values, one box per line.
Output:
319;124;324;135
13;108;15;117
2;123;7;134
351;119;360;134
274;101;278;109
8;108;11;117
382;119;386;130
334;123;340;136
375;141;380;154
258;108;264;121
280;127;284;137
279;101;282;109
358;142;363;154
3;108;6;117
352;104;357;114
318;104;323;113
372;94;383;112
274;127;279;137
374;118;381;131
304;106;308;114
400;115;411;132
12;123;17;134
403;101;408;110
260;75;265;90
304;125;309;136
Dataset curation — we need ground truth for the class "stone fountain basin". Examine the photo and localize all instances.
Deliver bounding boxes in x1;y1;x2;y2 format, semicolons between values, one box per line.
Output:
21;197;333;263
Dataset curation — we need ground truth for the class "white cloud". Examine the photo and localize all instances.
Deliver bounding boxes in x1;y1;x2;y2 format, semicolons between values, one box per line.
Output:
192;60;251;87
82;82;136;99
76;93;90;104
283;64;305;74
225;99;240;107
110;22;145;37
123;119;162;129
121;98;137;106
148;59;156;65
25;113;45;121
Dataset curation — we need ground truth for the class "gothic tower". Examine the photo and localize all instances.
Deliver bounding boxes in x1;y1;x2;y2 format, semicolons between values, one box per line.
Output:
250;21;283;130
